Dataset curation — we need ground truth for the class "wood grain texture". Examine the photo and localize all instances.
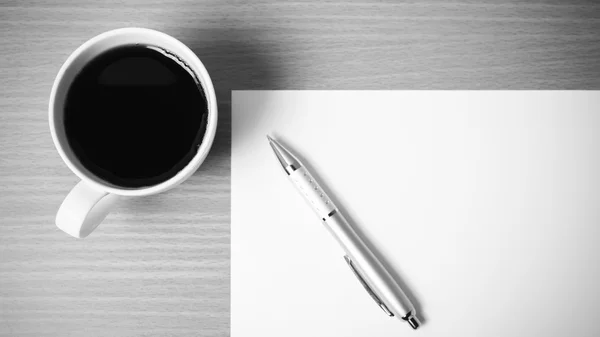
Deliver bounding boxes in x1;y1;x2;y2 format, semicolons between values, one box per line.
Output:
0;0;599;336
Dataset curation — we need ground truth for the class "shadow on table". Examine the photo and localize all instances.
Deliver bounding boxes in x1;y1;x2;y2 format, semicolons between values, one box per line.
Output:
187;28;282;174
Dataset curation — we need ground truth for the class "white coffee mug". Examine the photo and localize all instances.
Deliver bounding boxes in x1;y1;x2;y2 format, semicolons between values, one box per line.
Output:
49;28;218;238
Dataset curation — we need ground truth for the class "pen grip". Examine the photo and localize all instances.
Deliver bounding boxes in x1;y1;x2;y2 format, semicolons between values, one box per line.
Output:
289;167;336;220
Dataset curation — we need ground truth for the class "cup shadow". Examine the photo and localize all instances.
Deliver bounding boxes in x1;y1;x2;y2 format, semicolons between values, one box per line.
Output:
272;135;427;325
183;28;281;175
121;27;280;217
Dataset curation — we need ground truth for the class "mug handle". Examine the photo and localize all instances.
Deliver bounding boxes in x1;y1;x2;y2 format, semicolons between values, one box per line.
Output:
56;181;122;238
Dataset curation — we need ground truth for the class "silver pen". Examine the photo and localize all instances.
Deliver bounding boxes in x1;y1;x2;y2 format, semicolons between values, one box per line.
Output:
267;135;420;329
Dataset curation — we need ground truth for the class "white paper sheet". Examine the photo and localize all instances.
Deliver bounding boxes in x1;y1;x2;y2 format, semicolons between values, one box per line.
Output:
232;91;600;337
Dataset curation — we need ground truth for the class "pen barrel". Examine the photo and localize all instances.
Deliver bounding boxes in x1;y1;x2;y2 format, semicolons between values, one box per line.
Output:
326;211;415;319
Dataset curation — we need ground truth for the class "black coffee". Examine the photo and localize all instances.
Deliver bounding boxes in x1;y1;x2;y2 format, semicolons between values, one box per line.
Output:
64;45;208;188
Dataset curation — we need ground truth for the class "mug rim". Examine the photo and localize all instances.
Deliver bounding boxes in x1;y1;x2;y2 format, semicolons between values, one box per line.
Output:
49;27;218;197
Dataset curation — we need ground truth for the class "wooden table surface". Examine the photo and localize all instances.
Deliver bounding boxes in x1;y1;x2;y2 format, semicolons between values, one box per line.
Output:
1;1;599;336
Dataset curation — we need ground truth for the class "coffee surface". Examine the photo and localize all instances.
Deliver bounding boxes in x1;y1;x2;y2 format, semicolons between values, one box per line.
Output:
64;45;208;188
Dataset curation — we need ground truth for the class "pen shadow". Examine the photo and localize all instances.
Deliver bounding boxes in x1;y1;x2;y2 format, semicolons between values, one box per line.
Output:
273;136;427;325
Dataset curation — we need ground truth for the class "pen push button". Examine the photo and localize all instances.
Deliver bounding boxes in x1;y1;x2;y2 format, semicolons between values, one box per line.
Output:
344;255;394;317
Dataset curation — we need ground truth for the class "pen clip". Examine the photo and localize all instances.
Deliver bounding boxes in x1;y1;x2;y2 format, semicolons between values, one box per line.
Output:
344;255;394;317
